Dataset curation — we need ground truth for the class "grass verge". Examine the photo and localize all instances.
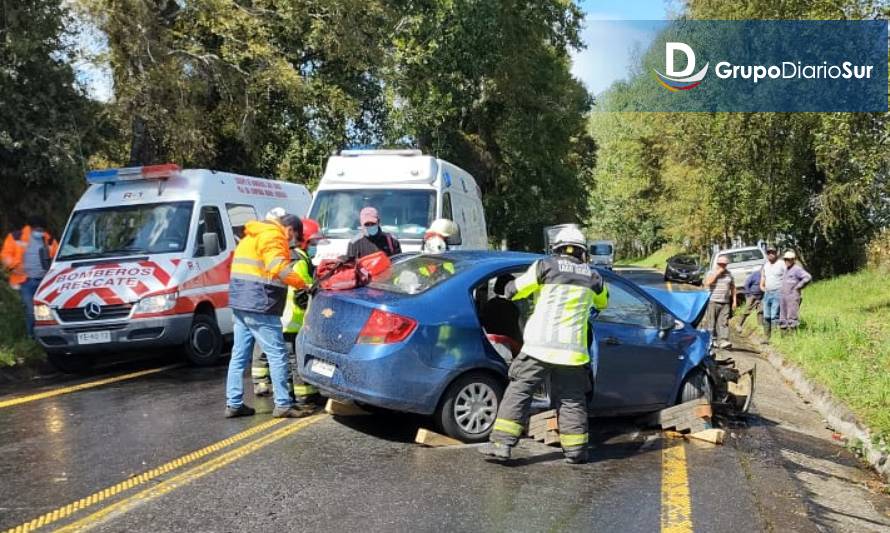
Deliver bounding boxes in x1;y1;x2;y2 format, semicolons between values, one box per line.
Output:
746;268;890;444
0;279;45;368
619;244;683;271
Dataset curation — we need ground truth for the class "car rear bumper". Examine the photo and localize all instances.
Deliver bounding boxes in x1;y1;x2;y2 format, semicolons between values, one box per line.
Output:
34;314;192;355
296;335;455;416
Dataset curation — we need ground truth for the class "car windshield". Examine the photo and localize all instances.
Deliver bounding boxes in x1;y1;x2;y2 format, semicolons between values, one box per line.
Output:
369;255;461;295
672;255;698;266
590;244;613;256
58;202;194;260
724;249;764;264
310;189;436;241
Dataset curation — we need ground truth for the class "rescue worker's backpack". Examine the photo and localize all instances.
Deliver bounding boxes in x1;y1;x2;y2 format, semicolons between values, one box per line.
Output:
316;251;391;291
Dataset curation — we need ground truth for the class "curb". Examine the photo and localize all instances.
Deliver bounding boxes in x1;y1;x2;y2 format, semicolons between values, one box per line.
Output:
743;331;889;482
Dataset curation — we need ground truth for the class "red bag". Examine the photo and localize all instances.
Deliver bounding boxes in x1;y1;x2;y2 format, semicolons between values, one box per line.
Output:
316;252;391;291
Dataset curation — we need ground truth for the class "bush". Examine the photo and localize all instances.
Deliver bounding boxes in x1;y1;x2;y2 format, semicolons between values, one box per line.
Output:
867;229;890;270
0;274;45;368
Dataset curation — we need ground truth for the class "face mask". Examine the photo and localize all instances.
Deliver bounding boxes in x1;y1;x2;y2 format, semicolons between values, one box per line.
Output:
307;245;317;257
366;224;380;236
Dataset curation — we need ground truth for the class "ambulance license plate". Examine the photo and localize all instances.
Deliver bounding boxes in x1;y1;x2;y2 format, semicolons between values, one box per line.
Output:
77;331;111;345
310;359;335;378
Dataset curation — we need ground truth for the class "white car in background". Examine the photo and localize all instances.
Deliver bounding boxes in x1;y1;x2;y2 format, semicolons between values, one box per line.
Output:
709;246;766;289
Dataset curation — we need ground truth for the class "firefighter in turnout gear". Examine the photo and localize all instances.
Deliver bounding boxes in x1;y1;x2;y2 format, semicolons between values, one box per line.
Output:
480;227;608;464
253;218;323;407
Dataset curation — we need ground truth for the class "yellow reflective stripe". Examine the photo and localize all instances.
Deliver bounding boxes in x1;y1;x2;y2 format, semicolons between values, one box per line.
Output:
593;284;609;311
232;257;263;267
444;262;454;274
493;418;524;436
231;271;285;287
251;367;269;379
294;384;317;396
559;433;589;447
512;261;541;300
522;345;589;365
268;257;284;270
277;264;295;281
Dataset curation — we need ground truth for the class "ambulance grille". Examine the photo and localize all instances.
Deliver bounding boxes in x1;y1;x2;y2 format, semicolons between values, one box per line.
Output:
57;304;133;323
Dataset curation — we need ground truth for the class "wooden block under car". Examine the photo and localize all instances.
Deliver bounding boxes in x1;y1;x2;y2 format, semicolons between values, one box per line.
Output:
543;429;561;446
324;398;371;416
529;418;559;438
415;428;463;447
687;428;726;445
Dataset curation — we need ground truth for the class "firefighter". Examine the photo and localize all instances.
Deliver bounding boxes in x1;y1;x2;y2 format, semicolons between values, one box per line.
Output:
1;216;58;338
252;218;324;408
225;212;313;418
421;218;459;255
479;227;608;464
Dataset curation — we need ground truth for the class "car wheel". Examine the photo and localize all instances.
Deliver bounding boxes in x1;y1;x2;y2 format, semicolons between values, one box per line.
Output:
678;368;713;404
437;372;505;443
183;313;223;366
47;352;95;374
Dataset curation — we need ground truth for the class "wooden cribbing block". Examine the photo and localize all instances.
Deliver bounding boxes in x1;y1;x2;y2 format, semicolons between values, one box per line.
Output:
529;418;559;438
324;398;370;416
415;428;463;447
530;409;557;424
688;428;725;445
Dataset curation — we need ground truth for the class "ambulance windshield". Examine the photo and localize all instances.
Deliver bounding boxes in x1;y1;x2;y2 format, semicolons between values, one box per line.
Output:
58;202;194;260
309;189;436;240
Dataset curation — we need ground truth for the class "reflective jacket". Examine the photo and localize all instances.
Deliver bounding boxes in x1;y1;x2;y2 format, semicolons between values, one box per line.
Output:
281;248;314;333
510;255;609;366
229;221;311;315
1;226;58;288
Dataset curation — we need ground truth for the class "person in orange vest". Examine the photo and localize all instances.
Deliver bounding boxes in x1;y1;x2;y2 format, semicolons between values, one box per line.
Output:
1;216;58;338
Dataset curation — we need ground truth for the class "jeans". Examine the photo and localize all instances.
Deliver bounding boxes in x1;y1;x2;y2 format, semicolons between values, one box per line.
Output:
227;310;294;409
20;278;42;338
762;290;780;325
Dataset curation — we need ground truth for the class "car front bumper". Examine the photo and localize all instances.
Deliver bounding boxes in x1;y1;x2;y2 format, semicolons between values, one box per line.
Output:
34;314;193;355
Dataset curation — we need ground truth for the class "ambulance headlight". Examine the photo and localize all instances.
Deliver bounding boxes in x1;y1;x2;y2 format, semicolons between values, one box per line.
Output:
34;304;53;321
134;292;178;314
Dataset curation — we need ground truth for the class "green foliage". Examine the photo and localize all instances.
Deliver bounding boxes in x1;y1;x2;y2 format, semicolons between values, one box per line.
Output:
0;277;45;368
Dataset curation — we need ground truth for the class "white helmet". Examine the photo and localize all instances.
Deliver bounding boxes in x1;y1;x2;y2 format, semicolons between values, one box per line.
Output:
265;207;287;221
552;227;586;251
426;218;459;238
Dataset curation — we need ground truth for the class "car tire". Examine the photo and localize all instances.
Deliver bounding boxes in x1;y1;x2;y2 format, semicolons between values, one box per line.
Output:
183;313;223;366
678;368;713;404
436;372;505;443
47;352;95;374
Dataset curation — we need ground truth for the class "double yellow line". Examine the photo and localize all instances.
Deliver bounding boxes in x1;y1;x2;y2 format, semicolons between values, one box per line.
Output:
5;415;325;533
661;437;693;532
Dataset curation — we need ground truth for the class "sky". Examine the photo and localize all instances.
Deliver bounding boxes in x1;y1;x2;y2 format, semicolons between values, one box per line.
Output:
572;0;681;95
75;0;678;102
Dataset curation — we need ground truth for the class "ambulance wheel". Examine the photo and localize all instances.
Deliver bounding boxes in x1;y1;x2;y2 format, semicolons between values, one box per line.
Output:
436;371;504;443
184;313;223;366
47;352;95;374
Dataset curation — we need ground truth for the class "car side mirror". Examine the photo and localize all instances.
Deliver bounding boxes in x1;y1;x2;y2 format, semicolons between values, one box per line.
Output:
658;312;681;338
202;232;221;257
446;224;462;246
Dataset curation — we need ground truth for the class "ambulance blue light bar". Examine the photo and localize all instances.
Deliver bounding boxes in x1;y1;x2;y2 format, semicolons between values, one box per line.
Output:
86;164;181;184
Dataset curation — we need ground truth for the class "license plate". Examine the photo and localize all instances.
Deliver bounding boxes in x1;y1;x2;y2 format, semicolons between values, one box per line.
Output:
77;331;111;345
310;359;335;378
679;273;688;278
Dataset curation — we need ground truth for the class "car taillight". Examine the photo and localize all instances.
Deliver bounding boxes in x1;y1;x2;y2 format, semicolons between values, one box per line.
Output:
357;309;417;344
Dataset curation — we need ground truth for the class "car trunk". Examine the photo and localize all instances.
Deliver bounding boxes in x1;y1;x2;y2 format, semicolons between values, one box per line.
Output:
303;288;408;354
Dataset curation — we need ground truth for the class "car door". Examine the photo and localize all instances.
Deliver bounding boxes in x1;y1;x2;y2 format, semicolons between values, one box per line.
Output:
591;279;686;413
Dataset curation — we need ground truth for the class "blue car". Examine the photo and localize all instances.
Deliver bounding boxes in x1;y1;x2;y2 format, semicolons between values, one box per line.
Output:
297;251;751;442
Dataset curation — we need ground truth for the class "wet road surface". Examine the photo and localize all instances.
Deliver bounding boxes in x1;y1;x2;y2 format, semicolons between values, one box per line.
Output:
0;270;888;532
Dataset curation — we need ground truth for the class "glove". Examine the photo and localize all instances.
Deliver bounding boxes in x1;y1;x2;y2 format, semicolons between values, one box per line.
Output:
293;289;310;309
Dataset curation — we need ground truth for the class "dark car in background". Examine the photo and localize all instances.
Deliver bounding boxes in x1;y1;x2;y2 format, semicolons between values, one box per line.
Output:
664;254;705;285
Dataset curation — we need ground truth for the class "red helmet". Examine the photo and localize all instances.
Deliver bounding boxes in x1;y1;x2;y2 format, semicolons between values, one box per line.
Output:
300;218;322;248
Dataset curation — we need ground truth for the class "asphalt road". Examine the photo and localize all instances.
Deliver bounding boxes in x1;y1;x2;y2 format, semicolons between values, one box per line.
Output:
0;270;888;532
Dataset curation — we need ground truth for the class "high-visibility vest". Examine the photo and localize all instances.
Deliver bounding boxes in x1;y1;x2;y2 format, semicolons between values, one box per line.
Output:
1;226;58;288
511;256;609;366
282;248;313;333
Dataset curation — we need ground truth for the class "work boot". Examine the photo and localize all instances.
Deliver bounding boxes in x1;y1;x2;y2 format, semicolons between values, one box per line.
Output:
478;442;512;461
272;404;315;418
254;382;271;397
564;448;588;465
225;404;256;418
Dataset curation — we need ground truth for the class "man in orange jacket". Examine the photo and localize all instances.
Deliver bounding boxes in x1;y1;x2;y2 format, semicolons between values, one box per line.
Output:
225;213;314;419
1;216;58;337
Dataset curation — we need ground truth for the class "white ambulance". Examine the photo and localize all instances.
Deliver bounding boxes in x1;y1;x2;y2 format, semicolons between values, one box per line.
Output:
33;164;311;371
308;149;488;259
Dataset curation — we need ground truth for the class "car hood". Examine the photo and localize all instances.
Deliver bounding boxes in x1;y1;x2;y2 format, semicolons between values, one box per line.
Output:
640;287;710;326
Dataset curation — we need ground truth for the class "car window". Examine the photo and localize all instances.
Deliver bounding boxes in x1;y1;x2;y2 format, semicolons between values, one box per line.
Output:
726;249;764;264
195;206;227;257
226;203;257;241
370;255;461;295
590;244;613;256
596;282;657;328
442;192;453;221
673;256;698;266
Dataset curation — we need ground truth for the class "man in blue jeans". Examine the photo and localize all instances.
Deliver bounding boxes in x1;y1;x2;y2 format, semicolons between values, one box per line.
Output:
225;213;313;418
759;246;785;343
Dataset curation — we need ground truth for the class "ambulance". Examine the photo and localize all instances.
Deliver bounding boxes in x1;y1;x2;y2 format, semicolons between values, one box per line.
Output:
32;164;312;371
308;149;488;260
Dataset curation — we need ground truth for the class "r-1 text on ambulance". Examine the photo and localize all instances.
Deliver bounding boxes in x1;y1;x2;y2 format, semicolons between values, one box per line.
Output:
32;164;311;372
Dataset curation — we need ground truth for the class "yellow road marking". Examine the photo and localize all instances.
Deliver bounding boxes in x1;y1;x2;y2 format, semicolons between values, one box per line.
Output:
3;418;287;533
661;437;693;532
0;364;181;409
54;414;325;532
666;281;674;291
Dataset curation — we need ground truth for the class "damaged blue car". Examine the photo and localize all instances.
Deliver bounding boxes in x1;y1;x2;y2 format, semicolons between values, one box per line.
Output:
296;252;752;442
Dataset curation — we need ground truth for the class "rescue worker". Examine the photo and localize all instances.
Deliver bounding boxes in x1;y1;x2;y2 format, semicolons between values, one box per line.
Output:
480;227;608;464
1;216;58;337
421;218;459;254
253;218;324;408
346;207;401;259
225;212;313;419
